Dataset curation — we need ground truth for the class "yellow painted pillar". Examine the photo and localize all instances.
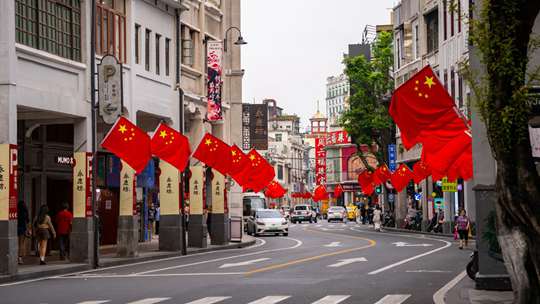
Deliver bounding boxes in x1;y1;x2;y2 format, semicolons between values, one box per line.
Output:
188;165;207;248
117;161;138;257
158;161;183;251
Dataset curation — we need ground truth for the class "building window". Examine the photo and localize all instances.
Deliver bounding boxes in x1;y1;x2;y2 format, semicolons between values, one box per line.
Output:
145;29;151;71
451;68;456;100
135;24;140;64
458;0;462;33
425;10;439;53
181;25;195;67
155;33;161;75
443;0;448;40
275;134;282;142
96;0;126;63
450;0;455;37
458;74;464;108
165;38;170;76
277;165;284;180
15;0;81;61
414;24;419;59
396;37;401;69
444;69;448;91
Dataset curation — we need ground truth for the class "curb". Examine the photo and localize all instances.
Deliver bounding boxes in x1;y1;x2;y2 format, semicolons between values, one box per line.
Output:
0;239;256;284
382;227;455;238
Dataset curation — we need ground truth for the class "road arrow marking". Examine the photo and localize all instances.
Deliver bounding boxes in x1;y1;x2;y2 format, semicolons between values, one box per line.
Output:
327;257;367;268
219;258;270;269
405;270;452;273
392;242;433;247
324;242;342;247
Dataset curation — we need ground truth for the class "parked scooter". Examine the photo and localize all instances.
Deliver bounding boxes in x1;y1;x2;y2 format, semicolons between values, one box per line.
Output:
383;211;395;227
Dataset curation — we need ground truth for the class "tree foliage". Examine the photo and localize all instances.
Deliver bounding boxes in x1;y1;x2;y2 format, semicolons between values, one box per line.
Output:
340;31;394;165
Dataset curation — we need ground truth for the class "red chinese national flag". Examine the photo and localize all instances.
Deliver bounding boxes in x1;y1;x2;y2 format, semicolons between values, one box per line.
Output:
374;164;392;185
150;123;190;171
333;184;344;198
358;170;374;189
390;164;414;193
390;65;466;149
422;130;472;178
313;185;328;201
265;181;286;198
101;116;151;173
362;182;375;196
447;144;473;182
242;149;275;193
192;133;232;176
412;161;431;184
229;145;249;185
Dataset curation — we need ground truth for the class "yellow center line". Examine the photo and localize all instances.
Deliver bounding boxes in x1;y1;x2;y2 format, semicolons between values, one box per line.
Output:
244;229;376;276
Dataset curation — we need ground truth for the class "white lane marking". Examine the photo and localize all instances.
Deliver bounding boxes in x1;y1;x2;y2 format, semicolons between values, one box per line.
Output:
185;297;231;304
54;272;245;278
374;294;411;304
433;270;467;304
247;296;291;304
406;270;452;273
0;237;267;287
76;301;111;304
311;295;350;304
327;257;367;268
324;242;342;247
219;258;270;268
126;298;171;304
135;237;303;275
393;242;433;247
348;227;452;275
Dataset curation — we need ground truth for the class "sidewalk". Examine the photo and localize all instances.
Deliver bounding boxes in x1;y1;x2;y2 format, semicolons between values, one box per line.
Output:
444;273;514;304
0;235;256;284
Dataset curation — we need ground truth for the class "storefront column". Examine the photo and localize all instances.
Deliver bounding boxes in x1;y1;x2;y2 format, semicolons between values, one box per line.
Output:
70;152;94;263
188;165;207;248
117;161;138;257
158;161;183;251
0;0;18;276
0;145;18;275
420;179;429;231
210;170;228;245
443;192;454;233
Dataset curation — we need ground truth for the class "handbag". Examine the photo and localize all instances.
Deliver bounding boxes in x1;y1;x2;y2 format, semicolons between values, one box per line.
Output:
453;227;459;240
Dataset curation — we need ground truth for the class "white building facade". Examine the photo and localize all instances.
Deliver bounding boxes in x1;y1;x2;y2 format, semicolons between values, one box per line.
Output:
325;74;350;128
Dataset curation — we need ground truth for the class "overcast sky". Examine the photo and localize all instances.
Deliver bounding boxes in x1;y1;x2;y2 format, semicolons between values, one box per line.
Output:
241;0;396;130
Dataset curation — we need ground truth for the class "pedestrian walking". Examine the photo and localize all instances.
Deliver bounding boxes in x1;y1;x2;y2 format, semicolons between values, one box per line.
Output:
455;209;470;249
55;203;73;260
34;205;56;265
373;206;382;231
17;200;30;264
361;205;367;225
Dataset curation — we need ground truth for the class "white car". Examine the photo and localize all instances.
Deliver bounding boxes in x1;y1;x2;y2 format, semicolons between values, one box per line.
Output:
247;209;289;236
327;206;347;222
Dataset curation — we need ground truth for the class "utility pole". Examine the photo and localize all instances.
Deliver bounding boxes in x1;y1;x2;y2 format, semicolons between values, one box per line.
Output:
90;0;99;268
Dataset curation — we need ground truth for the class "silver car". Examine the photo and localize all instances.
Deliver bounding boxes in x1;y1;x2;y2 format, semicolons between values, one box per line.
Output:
327;206;347;222
247;209;289;236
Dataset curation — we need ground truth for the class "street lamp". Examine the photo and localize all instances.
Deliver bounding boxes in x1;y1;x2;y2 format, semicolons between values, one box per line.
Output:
224;26;247;52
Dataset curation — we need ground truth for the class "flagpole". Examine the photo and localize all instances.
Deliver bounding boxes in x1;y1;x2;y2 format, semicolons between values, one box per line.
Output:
175;8;187;256
90;0;99;268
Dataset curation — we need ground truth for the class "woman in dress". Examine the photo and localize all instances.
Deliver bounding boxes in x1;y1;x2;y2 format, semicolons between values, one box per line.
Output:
34;205;56;265
455;209;470;249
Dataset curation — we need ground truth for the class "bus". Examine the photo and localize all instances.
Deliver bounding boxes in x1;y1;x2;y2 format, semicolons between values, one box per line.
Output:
243;193;267;230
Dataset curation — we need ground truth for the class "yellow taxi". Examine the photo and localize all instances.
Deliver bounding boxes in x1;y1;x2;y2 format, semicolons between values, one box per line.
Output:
346;205;358;221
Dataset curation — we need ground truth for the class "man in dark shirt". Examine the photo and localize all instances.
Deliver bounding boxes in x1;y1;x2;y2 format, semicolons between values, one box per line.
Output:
56;203;73;260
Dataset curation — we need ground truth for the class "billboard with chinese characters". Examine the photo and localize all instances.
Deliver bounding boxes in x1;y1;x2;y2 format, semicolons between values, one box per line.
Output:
207;41;224;121
98;55;123;124
242;104;268;150
324;130;351;146
73;152;93;218
0;144;18;220
315;138;326;185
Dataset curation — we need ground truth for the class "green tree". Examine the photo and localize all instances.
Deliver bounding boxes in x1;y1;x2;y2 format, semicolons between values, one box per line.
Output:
340;31;394;167
465;1;540;302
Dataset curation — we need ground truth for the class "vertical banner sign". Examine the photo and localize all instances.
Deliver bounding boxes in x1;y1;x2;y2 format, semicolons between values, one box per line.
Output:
211;170;225;214
119;161;136;216
73;152;93;218
189;166;204;215
159;161;180;215
241;104;269;150
207;41;223;121
98;55;123;124
315;138;327;185
0;144;18;220
388;144;397;172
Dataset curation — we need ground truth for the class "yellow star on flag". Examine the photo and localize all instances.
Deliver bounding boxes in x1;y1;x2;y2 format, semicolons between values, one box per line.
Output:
231;150;237;156
249;154;256;161
159;130;167;139
424;76;435;89
119;125;127;134
205;139;212;146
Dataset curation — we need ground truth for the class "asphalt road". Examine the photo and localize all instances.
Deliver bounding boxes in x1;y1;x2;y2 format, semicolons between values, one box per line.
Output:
0;220;471;304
